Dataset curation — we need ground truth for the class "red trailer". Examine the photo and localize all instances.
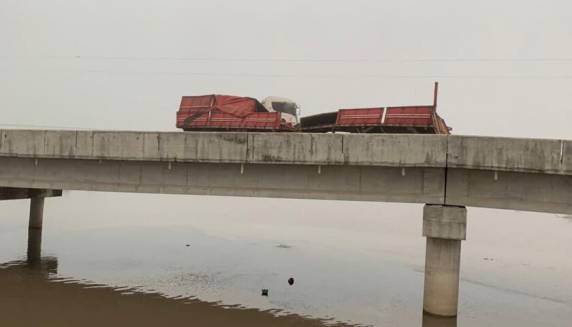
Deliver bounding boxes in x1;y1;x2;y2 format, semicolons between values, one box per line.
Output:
300;83;451;134
176;95;297;131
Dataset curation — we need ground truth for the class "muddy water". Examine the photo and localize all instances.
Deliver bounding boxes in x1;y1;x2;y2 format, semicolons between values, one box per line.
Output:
1;192;571;326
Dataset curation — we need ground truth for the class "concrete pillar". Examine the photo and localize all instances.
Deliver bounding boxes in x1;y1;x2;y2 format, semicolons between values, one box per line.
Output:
422;204;467;317
27;228;42;265
29;196;45;230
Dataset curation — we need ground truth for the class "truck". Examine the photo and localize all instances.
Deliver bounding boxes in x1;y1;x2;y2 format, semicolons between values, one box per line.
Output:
176;95;299;132
300;83;450;134
176;83;450;134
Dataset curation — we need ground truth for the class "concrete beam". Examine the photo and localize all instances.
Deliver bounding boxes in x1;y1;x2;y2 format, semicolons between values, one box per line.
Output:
0;157;446;204
445;168;572;215
0;187;62;201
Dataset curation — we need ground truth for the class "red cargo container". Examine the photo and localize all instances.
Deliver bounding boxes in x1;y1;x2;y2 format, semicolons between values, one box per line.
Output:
176;95;294;131
300;83;450;134
384;106;434;127
336;108;385;126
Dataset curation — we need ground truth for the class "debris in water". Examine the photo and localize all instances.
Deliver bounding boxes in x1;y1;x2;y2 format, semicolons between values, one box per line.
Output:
288;277;295;286
261;289;269;296
185;244;190;247
276;244;291;249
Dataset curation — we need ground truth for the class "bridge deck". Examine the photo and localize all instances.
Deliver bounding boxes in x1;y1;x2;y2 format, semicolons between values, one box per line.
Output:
0;130;570;214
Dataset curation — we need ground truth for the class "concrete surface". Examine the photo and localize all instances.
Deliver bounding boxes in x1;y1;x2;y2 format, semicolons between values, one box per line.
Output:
447;135;567;174
423;238;462;317
0;188;62;201
423;205;467;240
29;196;44;230
423;205;467;317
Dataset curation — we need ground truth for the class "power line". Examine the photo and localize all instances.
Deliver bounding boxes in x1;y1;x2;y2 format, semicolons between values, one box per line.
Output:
2;69;572;80
3;55;572;63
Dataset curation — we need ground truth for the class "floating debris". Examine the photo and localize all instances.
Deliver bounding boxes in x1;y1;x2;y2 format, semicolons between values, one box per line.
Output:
288;277;295;286
276;244;291;249
261;289;269;296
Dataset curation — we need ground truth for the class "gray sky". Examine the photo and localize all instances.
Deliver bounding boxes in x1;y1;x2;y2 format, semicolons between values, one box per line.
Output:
1;0;571;138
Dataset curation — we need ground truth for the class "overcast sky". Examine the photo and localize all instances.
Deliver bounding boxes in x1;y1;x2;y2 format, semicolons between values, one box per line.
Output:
1;0;571;139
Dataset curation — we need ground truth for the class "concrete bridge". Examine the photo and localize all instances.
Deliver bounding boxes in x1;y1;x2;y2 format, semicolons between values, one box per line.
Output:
0;129;571;317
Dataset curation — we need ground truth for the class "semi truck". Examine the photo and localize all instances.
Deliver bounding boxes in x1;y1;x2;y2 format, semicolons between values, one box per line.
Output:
176;83;450;134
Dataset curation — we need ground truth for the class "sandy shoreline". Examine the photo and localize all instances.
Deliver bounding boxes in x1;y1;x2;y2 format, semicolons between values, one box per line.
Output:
0;261;352;327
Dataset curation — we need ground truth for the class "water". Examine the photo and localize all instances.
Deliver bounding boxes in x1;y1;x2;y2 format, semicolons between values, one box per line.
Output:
1;191;571;326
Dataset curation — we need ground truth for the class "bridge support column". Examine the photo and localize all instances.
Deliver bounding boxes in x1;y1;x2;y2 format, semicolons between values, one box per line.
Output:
27;228;43;265
422;204;467;317
29;196;45;230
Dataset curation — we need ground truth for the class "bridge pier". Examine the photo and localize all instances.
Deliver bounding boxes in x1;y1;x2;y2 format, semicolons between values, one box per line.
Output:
27;228;43;265
29;196;45;230
0;187;61;230
422;204;467;317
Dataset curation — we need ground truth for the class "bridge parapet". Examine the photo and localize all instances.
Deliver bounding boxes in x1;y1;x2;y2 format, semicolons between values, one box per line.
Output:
0;130;448;168
448;135;571;175
5;130;571;175
564;140;572;173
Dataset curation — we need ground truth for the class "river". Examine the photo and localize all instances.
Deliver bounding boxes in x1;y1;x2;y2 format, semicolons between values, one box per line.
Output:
0;191;570;326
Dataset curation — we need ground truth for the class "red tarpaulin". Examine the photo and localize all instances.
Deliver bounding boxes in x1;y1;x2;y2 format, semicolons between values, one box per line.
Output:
179;95;267;118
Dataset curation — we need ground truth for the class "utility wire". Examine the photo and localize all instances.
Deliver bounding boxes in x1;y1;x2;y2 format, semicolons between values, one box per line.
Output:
3;55;572;63
2;69;572;80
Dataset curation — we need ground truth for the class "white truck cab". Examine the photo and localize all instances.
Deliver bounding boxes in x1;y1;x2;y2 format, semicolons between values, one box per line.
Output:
261;96;300;126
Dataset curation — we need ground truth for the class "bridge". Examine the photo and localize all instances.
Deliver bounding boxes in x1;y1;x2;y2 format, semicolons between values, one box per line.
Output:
0;129;571;317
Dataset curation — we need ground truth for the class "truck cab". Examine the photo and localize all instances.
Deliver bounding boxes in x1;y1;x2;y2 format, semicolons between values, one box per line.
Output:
261;97;300;126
